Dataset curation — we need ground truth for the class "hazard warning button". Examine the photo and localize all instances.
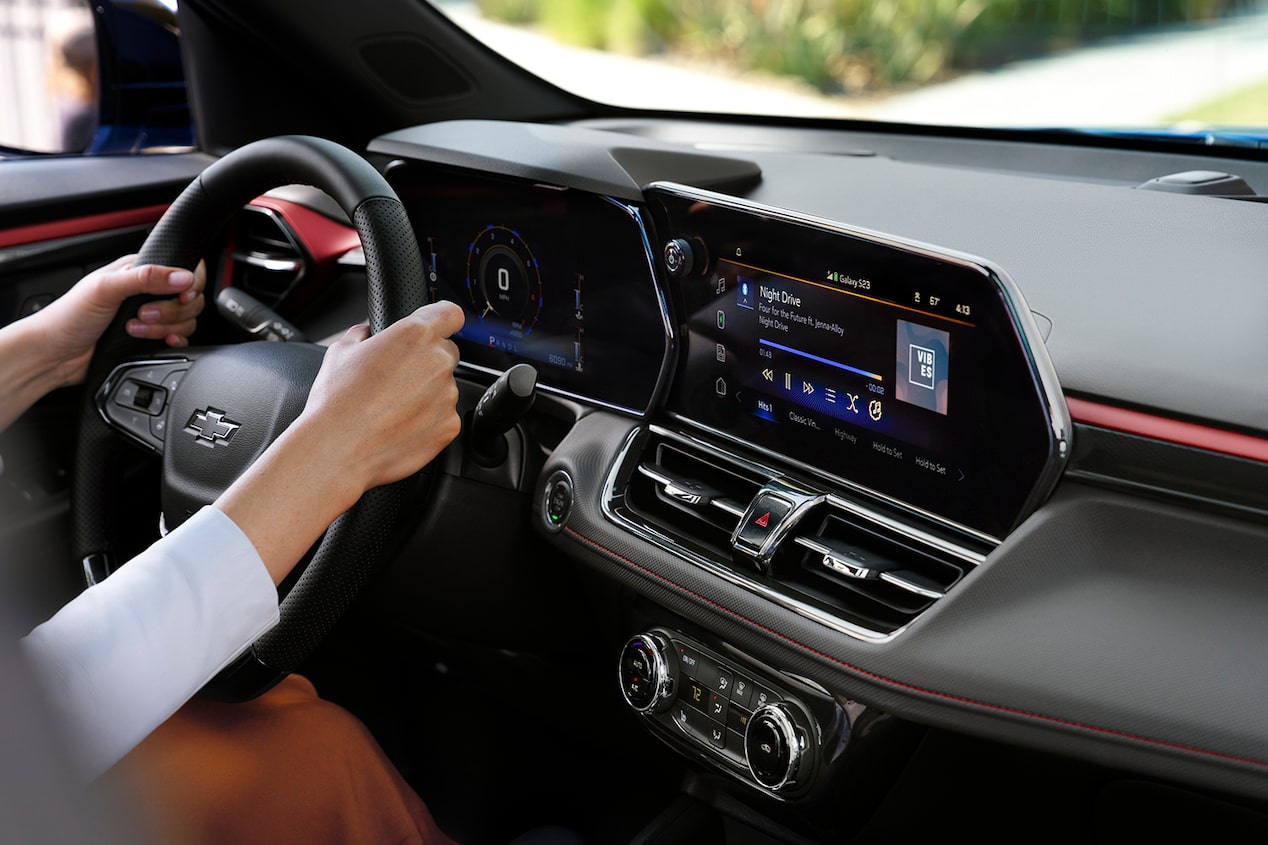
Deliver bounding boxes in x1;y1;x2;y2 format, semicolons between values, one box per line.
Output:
734;492;795;558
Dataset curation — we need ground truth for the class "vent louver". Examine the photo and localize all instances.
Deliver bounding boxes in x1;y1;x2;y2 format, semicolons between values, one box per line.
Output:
624;439;764;559
774;509;971;633
228;207;308;306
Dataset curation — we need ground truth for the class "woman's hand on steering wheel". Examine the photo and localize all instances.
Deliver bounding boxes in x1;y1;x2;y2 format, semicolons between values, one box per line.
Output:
214;300;465;587
304;301;465;493
38;256;206;387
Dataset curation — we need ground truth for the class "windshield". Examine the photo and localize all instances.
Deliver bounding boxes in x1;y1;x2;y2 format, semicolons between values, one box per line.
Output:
435;0;1268;138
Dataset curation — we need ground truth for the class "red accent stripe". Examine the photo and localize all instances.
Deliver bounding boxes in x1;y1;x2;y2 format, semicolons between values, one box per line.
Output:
565;525;1268;771
1067;397;1268;464
0;205;168;249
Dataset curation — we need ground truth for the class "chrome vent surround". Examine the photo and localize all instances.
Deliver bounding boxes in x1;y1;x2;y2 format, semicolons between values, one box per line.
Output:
228;206;309;306
607;426;987;641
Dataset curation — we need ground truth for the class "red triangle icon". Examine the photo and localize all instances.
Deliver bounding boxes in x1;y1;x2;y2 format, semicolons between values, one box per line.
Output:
755;512;770;528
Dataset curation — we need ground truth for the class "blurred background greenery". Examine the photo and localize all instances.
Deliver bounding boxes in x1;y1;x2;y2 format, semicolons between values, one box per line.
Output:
473;0;1256;93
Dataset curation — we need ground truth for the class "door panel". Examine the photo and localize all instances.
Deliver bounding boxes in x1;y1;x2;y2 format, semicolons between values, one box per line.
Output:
0;153;210;629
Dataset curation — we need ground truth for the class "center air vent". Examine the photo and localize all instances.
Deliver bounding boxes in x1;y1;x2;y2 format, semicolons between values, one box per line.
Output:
772;508;972;634
623;437;764;559
608;427;987;640
227;206;309;306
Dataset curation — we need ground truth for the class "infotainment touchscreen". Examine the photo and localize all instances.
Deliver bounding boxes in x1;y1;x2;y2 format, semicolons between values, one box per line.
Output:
648;184;1066;540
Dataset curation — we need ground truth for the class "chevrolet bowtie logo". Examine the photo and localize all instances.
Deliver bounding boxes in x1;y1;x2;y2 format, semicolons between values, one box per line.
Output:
184;407;241;447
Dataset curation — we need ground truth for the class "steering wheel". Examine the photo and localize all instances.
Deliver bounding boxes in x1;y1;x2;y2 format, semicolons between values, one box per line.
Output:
72;135;426;701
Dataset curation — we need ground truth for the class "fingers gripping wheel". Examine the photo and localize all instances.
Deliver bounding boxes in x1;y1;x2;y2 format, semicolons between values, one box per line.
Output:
72;136;427;701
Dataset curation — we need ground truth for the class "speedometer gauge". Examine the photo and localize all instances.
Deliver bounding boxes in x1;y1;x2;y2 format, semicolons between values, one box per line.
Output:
466;225;542;331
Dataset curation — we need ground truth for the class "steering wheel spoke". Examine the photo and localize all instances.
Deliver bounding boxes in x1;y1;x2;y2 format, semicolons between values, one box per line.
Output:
95;356;194;454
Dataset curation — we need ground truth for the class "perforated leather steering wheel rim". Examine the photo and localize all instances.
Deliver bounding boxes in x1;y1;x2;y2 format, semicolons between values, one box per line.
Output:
72;135;426;700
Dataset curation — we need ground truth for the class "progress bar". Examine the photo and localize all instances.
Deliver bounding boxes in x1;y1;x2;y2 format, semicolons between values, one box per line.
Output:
759;338;883;381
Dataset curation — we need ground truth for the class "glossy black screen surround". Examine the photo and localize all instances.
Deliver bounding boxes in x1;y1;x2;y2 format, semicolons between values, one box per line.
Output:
388;163;668;414
649;185;1060;539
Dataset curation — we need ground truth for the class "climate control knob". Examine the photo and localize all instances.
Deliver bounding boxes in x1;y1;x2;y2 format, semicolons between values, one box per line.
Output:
619;632;674;713
744;703;803;791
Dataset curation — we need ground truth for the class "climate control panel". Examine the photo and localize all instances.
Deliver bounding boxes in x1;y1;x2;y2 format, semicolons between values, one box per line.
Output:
619;628;824;797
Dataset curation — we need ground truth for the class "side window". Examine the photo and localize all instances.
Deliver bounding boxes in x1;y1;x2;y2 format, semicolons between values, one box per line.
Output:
0;0;98;153
0;0;192;156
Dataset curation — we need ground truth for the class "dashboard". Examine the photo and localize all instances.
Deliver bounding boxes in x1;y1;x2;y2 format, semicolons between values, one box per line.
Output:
333;119;1268;814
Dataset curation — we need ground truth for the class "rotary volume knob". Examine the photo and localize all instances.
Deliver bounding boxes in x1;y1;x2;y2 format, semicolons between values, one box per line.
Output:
744;703;803;791
619;632;674;712
663;238;707;279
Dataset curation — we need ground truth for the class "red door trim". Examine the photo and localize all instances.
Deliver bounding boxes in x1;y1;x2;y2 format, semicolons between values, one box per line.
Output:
0;205;169;249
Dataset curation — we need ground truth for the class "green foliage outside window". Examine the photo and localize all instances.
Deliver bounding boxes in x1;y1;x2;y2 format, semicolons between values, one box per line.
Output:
475;0;1246;93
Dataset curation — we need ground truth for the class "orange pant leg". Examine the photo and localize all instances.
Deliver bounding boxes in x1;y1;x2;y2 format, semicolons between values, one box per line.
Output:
104;675;457;845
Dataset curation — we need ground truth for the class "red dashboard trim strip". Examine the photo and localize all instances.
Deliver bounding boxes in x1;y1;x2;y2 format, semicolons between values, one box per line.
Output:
1067;397;1268;464
566;525;1268;771
0;205;168;249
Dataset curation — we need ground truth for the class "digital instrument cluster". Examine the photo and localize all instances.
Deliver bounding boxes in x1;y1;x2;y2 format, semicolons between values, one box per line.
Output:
647;183;1067;540
386;163;671;414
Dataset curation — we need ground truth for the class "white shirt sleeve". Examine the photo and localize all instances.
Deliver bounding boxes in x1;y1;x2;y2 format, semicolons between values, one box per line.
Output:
20;506;279;780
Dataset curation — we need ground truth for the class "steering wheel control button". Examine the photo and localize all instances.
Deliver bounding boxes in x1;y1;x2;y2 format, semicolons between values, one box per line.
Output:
113;379;139;408
734;492;795;558
161;369;188;394
112;408;154;448
151;416;168;441
619;633;674;713
745;703;802;791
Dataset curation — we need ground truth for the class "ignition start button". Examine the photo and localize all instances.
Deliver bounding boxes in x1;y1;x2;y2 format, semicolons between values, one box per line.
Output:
542;470;573;533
